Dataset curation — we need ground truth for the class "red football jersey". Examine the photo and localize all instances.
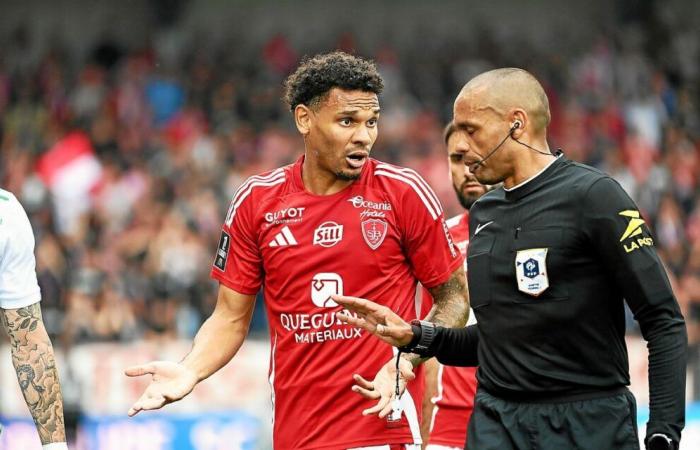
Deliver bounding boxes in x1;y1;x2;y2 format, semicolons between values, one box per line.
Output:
211;156;462;450
420;213;478;449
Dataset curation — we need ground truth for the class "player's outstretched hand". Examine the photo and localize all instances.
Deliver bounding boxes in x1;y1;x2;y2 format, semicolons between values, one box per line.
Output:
333;295;414;348
351;357;415;418
124;361;198;417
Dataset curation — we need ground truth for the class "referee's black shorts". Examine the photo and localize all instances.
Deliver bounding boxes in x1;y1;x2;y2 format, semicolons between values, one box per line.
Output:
466;387;640;450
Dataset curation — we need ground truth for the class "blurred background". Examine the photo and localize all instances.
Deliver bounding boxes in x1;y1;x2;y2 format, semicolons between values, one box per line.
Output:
0;0;699;448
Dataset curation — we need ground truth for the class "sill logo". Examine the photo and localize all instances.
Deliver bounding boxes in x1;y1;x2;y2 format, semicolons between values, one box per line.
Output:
311;273;343;308
313;221;344;248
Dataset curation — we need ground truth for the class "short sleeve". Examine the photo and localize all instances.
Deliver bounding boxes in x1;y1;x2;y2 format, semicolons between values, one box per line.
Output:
399;173;463;288
210;192;263;295
0;197;41;309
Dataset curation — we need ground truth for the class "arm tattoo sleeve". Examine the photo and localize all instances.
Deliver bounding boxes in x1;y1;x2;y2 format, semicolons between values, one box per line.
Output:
402;267;470;368
1;304;66;444
425;266;470;328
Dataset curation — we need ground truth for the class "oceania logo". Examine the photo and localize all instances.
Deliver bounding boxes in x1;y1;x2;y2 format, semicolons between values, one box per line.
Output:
347;196;392;210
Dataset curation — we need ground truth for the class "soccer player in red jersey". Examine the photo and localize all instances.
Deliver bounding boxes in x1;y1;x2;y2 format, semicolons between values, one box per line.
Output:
419;123;489;450
125;52;469;450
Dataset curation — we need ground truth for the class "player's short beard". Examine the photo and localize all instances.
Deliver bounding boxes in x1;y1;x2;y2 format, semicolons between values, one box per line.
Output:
454;183;479;210
336;169;361;181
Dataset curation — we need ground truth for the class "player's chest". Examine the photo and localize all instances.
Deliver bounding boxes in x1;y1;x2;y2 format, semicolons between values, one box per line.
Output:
256;194;402;262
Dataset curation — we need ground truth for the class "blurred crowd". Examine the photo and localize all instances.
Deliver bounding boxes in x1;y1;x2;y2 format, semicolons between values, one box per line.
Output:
0;12;699;370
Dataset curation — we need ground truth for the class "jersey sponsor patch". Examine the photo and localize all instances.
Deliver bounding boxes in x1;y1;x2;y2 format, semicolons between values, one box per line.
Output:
214;231;231;271
313;221;344;247
264;206;305;227
362;218;388;250
310;272;343;307
515;248;549;296
618;210;654;253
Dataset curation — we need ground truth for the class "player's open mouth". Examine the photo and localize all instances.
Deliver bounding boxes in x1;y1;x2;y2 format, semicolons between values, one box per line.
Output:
346;152;368;169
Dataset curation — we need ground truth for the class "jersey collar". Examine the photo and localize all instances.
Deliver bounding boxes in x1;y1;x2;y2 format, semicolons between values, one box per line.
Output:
504;153;566;201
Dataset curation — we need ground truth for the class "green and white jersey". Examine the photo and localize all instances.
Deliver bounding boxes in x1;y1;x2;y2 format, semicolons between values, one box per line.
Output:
0;188;41;309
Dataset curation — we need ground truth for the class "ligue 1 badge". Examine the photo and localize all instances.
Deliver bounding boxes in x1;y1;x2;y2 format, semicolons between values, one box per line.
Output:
361;219;388;250
515;248;549;296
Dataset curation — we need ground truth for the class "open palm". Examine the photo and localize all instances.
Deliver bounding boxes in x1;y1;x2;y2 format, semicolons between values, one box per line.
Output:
352;357;415;418
125;361;198;416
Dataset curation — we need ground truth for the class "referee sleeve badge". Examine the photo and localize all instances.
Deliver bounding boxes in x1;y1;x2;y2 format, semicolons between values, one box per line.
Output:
515;248;549;296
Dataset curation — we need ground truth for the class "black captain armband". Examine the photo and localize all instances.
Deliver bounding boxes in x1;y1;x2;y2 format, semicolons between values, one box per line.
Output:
398;320;437;356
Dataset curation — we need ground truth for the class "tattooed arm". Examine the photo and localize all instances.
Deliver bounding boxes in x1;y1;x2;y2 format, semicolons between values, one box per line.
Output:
424;266;469;328
1;303;66;445
399;266;470;367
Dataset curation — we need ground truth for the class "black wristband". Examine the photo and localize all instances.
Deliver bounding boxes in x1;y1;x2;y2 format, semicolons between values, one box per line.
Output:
397;322;421;353
646;434;676;450
397;320;436;356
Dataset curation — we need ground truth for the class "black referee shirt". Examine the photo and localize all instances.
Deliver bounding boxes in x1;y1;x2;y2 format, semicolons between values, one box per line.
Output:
430;154;686;441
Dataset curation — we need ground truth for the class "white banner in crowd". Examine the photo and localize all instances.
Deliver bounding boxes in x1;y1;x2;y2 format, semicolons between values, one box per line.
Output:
1;339;271;416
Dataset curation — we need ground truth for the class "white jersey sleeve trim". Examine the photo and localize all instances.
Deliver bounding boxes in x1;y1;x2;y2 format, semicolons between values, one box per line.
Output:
0;295;41;310
445;214;463;228
376;164;443;215
42;443;69;450
375;170;440;220
225;170;286;226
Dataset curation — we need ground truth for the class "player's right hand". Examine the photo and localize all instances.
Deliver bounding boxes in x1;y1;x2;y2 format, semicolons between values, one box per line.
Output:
124;361;199;417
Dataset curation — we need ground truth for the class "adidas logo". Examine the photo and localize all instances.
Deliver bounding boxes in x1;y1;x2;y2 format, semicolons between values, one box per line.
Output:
268;226;298;247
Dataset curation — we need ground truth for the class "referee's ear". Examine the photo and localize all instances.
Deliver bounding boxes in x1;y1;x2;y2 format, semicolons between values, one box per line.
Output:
509;110;528;139
294;104;313;136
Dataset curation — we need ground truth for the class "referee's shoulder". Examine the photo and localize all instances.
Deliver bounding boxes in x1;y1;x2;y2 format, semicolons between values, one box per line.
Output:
559;159;619;199
469;186;504;216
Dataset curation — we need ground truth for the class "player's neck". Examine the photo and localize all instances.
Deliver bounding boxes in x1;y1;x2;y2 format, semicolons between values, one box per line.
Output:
301;155;355;196
503;146;555;190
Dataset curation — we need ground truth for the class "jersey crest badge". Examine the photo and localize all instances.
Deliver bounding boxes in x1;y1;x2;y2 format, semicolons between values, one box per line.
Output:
361;219;388;250
515;248;549;296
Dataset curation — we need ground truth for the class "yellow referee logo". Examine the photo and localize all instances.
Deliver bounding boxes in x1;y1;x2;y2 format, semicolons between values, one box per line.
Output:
619;210;645;241
619;210;653;252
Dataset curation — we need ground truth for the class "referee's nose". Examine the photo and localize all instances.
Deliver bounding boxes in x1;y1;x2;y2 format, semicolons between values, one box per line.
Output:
464;157;477;178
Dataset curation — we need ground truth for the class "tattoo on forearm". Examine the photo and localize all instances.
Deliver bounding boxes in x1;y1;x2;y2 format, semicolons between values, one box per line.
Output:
426;267;469;328
1;304;66;444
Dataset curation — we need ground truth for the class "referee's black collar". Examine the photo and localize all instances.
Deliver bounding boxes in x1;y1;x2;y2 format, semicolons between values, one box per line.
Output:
504;150;566;202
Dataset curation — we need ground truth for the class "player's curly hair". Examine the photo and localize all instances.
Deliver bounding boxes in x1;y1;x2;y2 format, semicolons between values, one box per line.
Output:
283;51;384;111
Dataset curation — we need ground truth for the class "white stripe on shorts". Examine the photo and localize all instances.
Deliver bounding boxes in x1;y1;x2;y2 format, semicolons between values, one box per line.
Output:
425;445;462;450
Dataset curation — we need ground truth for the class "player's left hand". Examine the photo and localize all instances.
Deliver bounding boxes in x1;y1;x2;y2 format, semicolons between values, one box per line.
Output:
333;295;414;347
351;356;415;418
124;361;198;416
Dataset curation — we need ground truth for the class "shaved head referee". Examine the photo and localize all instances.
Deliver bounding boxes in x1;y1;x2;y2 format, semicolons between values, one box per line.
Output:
335;68;687;450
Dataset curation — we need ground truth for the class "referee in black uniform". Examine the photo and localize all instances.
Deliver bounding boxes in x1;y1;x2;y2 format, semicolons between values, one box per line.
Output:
335;68;687;450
